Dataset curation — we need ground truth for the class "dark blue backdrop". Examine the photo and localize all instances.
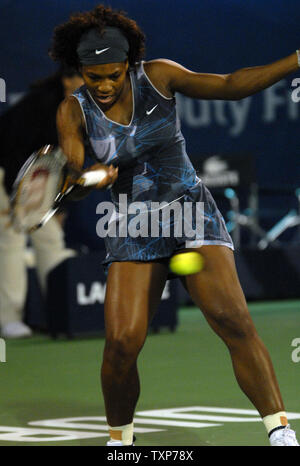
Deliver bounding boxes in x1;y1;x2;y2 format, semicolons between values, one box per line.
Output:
1;0;299;248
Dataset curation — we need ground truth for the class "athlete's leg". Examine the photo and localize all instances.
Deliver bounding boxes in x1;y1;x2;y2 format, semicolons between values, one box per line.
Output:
181;245;284;417
101;261;169;427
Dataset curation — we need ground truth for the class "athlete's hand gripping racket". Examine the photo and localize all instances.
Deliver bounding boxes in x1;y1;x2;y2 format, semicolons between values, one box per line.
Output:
9;144;113;233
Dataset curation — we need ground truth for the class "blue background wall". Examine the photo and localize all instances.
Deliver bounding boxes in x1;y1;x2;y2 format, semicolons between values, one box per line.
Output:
0;0;299;248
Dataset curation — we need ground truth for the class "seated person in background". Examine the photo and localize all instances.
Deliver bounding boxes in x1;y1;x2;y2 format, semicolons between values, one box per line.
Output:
0;66;84;338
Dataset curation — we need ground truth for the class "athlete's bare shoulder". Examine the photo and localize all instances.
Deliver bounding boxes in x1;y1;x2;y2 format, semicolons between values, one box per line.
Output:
143;59;181;98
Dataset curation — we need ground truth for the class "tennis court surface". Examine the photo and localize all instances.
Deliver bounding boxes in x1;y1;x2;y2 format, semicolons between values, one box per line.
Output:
1;300;299;446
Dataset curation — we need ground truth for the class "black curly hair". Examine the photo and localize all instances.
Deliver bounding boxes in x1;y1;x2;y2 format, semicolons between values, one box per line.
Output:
49;4;146;70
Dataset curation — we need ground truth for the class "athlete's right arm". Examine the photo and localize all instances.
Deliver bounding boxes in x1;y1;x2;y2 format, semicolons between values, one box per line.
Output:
56;97;118;193
56;97;86;172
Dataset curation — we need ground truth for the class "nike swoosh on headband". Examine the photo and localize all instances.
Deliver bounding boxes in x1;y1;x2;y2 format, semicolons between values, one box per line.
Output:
95;47;110;55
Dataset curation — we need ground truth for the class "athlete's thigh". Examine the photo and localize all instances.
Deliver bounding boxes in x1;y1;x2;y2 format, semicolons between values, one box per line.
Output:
181;246;253;335
104;260;169;340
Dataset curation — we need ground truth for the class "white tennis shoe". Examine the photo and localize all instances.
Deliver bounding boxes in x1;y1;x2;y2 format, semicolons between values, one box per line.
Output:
269;425;299;446
106;435;136;446
106;440;124;446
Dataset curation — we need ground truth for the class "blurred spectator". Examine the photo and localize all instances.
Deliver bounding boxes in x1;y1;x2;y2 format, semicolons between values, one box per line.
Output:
0;66;84;338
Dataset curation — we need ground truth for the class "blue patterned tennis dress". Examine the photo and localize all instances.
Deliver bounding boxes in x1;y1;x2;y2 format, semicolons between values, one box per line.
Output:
72;61;233;273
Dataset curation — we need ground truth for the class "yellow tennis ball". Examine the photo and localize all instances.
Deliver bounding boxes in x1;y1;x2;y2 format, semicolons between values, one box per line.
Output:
169;251;204;276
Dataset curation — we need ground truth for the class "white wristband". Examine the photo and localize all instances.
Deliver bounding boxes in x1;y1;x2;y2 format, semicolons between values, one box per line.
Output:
80;169;107;186
296;50;300;68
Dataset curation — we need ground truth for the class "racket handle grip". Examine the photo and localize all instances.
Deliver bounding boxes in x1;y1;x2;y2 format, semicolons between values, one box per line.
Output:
79;170;107;186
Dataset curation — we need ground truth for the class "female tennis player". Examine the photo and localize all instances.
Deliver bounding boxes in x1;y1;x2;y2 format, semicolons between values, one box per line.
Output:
50;5;300;446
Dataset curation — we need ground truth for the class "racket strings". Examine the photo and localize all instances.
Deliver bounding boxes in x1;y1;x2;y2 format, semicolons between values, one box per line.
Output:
11;149;66;232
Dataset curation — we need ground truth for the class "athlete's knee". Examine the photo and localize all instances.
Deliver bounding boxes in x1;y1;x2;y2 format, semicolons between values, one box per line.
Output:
103;331;145;370
206;303;257;343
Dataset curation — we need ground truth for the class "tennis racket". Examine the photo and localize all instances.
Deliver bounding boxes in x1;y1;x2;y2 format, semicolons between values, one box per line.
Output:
10;144;109;233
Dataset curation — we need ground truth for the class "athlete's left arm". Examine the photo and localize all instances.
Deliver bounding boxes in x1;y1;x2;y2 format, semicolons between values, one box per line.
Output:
154;52;299;100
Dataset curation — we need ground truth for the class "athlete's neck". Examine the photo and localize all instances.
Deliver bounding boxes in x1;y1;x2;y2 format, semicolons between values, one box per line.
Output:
103;72;133;126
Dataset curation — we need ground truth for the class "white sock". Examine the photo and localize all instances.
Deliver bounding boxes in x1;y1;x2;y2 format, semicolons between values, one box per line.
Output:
108;422;134;445
262;411;288;437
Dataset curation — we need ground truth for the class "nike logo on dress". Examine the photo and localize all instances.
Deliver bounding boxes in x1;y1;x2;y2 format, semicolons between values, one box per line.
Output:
95;47;110;55
146;105;158;115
